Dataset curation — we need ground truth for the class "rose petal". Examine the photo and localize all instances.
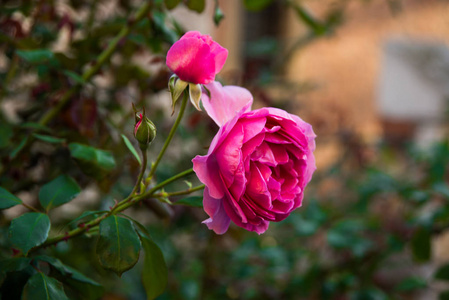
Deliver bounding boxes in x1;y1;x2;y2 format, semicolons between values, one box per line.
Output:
202;81;253;127
201;187;231;234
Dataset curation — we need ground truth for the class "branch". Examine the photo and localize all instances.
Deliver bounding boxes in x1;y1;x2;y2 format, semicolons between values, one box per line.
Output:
29;168;196;252
38;1;153;126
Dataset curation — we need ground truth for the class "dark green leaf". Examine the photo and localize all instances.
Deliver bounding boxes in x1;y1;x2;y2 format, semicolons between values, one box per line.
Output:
33;133;66;144
0;257;31;272
35;256;101;286
175;196;203;207
243;0;273;11
117;213;151;237
8;213;50;255
10;136;28;159
292;4;326;35
121;134;142;165
63;70;85;84
39;175;81;211
16;49;55;64
140;235;168;300
435;263;449;281
213;2;225;26
394;276;427;292
165;0;181;9
65;210;107;229
185;0;205;13
0;187;23;209
22;273;69;300
0;123;13;149
69;143;116;172
20;122;52;133
411;227;431;262
96;216;141;276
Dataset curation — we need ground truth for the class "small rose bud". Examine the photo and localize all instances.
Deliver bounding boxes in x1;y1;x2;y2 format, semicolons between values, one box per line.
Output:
134;113;156;149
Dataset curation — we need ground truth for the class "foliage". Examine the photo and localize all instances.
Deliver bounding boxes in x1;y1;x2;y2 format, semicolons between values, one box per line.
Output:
0;0;447;299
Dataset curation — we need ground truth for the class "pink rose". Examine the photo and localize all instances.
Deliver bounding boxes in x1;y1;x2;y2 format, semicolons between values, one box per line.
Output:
166;31;228;85
192;82;316;234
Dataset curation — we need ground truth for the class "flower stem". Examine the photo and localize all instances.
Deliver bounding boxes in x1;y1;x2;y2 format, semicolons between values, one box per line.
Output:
154;184;205;198
146;91;188;182
29;168;196;252
115;168;195;212
131;149;147;196
21;202;41;213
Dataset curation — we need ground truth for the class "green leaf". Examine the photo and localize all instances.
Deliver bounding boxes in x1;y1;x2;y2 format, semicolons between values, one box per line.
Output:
8;213;50;255
22;273;69;300
20;122;52;133
292;4;326;35
140;235;168;300
0;257;31;272
0;123;13;149
411;227;431;262
35;256;104;299
0;187;23;209
33;133;66;144
165;0;181;9
39;175;81;211
213;2;225;26
121;134;142;165
65;210;107;229
10;136;28;159
117;213;151;237
243;0;273;11
185;0;206;13
394;276;427;292
63;70;85;84
96;216;141;276
175;196;203;207
435;263;449;280
16;49;55;64
69;143;116;175
35;256;101;286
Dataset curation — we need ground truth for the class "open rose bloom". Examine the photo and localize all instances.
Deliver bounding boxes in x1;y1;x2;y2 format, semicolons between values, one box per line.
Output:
193;82;316;234
166;31;228;85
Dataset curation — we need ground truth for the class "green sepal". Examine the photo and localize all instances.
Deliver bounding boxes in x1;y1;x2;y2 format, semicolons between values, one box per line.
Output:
189;83;202;111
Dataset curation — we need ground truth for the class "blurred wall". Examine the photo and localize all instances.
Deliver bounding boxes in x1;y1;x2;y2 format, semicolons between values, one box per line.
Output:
286;0;449;142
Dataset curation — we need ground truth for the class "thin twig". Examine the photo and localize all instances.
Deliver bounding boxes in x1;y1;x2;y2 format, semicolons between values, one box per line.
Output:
146;92;189;181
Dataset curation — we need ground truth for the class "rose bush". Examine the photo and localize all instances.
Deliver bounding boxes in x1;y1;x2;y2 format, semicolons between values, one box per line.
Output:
166;31;228;85
193;82;316;234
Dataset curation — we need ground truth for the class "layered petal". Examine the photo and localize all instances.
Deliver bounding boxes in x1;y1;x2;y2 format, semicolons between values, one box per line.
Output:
193;105;316;235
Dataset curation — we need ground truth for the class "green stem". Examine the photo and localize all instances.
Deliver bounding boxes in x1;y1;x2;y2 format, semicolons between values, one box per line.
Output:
154;184;205;198
131;149;147;195
116;168;195;212
30;168;195;252
21;202;41;213
38;1;152;126
146;91;188;181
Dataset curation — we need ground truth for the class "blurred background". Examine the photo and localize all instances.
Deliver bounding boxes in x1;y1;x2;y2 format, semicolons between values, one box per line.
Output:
1;0;449;299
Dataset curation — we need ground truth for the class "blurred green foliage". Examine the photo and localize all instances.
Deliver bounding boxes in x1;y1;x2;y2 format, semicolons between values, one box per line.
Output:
0;0;448;299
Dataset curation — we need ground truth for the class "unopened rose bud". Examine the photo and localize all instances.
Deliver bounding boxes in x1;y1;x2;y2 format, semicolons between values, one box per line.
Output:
134;113;156;149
